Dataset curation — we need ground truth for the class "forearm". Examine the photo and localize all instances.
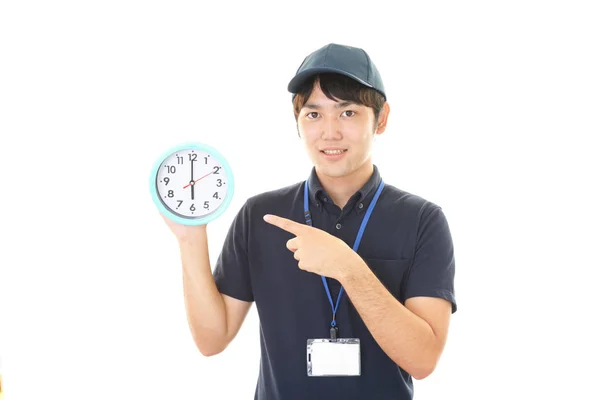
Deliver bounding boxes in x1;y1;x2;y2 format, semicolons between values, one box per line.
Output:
340;258;439;379
179;230;228;356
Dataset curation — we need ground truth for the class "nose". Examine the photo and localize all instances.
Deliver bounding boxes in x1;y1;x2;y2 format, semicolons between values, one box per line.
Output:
321;117;342;140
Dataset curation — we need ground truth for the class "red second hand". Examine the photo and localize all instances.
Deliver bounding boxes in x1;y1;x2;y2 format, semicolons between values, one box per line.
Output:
183;171;214;189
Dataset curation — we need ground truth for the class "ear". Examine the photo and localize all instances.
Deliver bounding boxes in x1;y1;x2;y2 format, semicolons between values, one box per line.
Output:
375;102;390;136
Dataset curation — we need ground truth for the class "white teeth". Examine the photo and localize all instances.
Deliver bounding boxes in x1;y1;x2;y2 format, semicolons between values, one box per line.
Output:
323;150;345;155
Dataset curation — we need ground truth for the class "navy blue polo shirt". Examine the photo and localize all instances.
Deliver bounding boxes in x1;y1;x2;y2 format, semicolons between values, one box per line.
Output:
213;164;457;400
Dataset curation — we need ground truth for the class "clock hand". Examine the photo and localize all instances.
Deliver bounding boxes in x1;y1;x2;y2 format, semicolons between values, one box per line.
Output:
191;159;195;201
183;170;215;189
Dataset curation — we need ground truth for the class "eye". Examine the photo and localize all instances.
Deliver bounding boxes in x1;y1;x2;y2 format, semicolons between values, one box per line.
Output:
342;110;356;117
306;112;319;119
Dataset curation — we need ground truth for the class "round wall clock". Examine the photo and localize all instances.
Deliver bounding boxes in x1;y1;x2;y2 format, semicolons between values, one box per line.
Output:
149;142;234;226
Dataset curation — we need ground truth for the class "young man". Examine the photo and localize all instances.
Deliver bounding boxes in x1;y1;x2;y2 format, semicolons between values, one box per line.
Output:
163;43;457;400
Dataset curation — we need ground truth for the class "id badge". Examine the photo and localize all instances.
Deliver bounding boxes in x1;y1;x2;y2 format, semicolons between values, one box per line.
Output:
307;338;361;376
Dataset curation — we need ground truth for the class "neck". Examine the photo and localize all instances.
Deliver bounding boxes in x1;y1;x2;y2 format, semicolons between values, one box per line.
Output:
316;162;374;208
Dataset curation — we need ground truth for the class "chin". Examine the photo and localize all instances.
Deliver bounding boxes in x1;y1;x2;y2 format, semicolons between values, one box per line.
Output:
315;163;352;178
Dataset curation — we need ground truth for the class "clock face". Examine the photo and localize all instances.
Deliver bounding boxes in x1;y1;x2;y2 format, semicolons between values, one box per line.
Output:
155;148;229;219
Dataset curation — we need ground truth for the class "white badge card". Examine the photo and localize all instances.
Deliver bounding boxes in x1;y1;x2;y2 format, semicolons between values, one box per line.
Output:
307;339;361;376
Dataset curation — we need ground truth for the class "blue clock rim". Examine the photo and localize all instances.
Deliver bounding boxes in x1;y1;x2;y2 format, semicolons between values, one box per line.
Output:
149;142;235;226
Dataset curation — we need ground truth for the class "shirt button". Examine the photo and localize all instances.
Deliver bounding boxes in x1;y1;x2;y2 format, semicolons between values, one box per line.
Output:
336;223;342;230
358;203;364;209
324;198;329;203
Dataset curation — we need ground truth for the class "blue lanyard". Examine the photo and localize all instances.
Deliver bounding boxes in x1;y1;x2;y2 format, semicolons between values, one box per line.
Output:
303;178;385;333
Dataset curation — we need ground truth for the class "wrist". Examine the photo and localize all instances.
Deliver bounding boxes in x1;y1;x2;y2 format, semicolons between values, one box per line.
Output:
339;252;368;285
178;225;207;246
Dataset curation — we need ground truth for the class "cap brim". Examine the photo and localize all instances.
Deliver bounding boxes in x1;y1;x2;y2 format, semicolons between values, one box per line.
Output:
287;67;374;94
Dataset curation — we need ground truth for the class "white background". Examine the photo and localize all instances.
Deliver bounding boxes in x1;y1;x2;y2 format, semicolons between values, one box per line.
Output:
1;1;599;399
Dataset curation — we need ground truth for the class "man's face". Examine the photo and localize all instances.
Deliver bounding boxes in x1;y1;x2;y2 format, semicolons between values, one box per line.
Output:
297;83;383;179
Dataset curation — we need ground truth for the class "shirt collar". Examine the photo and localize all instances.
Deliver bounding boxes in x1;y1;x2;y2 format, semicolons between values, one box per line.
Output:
306;164;382;214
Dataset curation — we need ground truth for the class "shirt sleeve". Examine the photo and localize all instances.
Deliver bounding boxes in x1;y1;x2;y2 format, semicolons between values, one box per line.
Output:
212;200;254;302
402;203;457;313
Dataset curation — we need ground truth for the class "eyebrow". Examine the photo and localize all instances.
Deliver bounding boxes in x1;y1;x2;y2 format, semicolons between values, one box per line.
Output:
303;101;357;110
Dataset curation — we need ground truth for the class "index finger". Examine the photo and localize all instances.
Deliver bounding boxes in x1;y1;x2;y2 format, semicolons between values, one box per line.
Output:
263;214;306;236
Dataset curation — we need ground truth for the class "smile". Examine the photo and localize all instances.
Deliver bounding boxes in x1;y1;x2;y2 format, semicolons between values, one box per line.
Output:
321;149;347;155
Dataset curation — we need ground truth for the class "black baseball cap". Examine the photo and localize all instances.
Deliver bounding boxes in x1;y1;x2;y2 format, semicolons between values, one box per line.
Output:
287;43;386;100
